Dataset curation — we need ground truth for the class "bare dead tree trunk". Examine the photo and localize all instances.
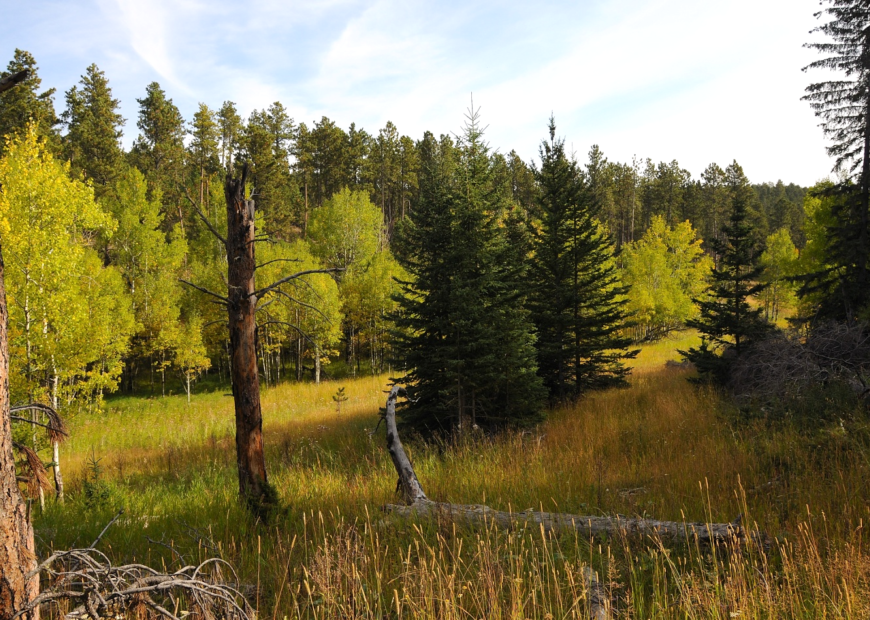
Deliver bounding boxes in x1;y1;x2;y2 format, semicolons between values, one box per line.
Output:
0;244;39;620
225;169;269;504
381;387;763;547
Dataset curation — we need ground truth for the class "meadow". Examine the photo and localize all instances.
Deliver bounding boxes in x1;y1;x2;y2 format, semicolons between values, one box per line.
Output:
34;332;870;618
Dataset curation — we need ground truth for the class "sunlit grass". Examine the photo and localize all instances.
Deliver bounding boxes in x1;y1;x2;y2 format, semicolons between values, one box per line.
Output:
34;332;870;618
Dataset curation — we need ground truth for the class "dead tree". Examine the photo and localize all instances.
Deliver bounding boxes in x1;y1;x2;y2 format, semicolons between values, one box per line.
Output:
181;165;339;510
381;386;763;547
0;244;39;619
0;66;42;620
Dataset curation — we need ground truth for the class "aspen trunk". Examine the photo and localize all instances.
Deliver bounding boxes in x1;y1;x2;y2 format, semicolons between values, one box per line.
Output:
225;171;269;503
0;244;39;619
315;345;321;385
51;374;62;502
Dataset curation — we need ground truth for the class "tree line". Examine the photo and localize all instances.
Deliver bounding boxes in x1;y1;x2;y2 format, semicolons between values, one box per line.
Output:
0;48;821;445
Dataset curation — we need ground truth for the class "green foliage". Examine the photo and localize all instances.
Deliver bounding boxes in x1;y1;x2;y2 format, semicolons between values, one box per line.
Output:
759;228;799;323
0;127;134;409
308;188;382;270
527;118;635;401
682;162;772;382
621;216;712;341
82;451;114;509
100;165;188;391
0;49;59;156
129;82;186;219
61;63;125;194
394;113;545;436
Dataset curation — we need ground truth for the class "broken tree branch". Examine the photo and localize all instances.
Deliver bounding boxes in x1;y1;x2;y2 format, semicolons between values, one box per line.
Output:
380;386;764;546
179;279;229;304
0;70;29;95
253;268;343;300
10;402;67;442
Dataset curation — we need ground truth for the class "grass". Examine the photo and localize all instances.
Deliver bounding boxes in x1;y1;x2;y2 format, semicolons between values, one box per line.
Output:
34;331;870;618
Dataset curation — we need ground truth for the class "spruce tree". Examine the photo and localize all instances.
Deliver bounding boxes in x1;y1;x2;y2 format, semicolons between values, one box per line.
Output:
682;161;772;382
130;82;186;216
528;119;635;401
801;0;870;320
0;49;59;156
393;110;544;437
62;63;125;194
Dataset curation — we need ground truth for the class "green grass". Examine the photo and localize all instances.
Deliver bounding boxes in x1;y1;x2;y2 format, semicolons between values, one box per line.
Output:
33;331;870;618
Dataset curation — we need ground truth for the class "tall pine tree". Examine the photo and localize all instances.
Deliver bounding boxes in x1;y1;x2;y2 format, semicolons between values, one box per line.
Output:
0;50;58;156
528;118;635;401
801;0;870;320
61;63;125;195
393;109;544;436
682;162;772;382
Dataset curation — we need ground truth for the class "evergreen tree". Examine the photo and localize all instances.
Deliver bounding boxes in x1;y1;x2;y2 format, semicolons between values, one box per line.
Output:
801;0;870;320
129;82;186;222
217;100;242;170
682;161;772;382
242;105;301;239
528;118;635;401
393;112;544;436
0;50;58;156
61;63;125;194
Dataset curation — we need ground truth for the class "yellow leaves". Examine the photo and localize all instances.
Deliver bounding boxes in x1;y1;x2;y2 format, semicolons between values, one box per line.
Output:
0;123;133;407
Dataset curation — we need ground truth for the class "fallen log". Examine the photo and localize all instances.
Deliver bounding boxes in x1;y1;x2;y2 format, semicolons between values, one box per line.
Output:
381;385;763;546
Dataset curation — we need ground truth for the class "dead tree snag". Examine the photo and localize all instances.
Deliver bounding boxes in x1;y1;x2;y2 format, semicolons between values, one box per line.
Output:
224;168;270;506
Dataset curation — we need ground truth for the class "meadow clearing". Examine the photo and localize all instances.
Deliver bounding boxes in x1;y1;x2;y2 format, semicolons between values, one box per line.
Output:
34;332;870;618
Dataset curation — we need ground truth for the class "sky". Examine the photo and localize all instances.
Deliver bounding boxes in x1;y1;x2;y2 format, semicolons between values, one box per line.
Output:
4;0;833;185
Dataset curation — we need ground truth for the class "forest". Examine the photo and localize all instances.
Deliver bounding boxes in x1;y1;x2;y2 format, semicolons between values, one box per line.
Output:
1;0;869;617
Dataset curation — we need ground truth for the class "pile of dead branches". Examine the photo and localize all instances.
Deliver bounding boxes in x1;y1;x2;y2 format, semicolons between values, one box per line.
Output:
17;547;252;620
729;321;870;401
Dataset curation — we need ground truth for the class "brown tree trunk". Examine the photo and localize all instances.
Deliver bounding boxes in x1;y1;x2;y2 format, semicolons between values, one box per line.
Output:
224;170;269;504
0;245;39;619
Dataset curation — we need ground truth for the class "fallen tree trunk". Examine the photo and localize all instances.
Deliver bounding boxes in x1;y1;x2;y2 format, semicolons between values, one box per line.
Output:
381;386;762;546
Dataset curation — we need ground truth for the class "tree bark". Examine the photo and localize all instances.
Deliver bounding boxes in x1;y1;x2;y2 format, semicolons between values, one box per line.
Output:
381;386;762;546
0;245;39;619
225;168;269;503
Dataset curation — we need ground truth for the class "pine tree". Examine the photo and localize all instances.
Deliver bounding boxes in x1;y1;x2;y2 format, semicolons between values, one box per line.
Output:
130;82;186;221
217;101;242;170
393;111;544;436
528;118;635;401
801;0;870;320
0;50;58;156
61;64;125;194
682;161;772;382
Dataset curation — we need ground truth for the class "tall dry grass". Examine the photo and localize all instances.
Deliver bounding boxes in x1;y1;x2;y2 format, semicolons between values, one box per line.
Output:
34;332;870;618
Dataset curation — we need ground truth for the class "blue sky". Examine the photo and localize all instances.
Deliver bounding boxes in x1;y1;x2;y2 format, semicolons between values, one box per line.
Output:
5;0;831;185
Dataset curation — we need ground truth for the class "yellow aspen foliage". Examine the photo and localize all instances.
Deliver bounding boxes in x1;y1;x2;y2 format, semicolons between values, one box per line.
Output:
0;126;134;410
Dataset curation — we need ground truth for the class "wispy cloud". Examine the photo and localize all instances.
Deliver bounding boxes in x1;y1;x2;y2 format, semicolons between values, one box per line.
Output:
5;0;831;183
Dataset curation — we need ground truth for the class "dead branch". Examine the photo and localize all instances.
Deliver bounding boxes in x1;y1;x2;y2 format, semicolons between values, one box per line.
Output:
17;550;253;620
183;186;228;247
10;402;67;442
271;288;334;323
730;322;870;400
179;279;229;304
381;387;764;546
255;257;301;270
12;442;50;495
0;70;29;94
253;268;343;300
582;566;612;620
